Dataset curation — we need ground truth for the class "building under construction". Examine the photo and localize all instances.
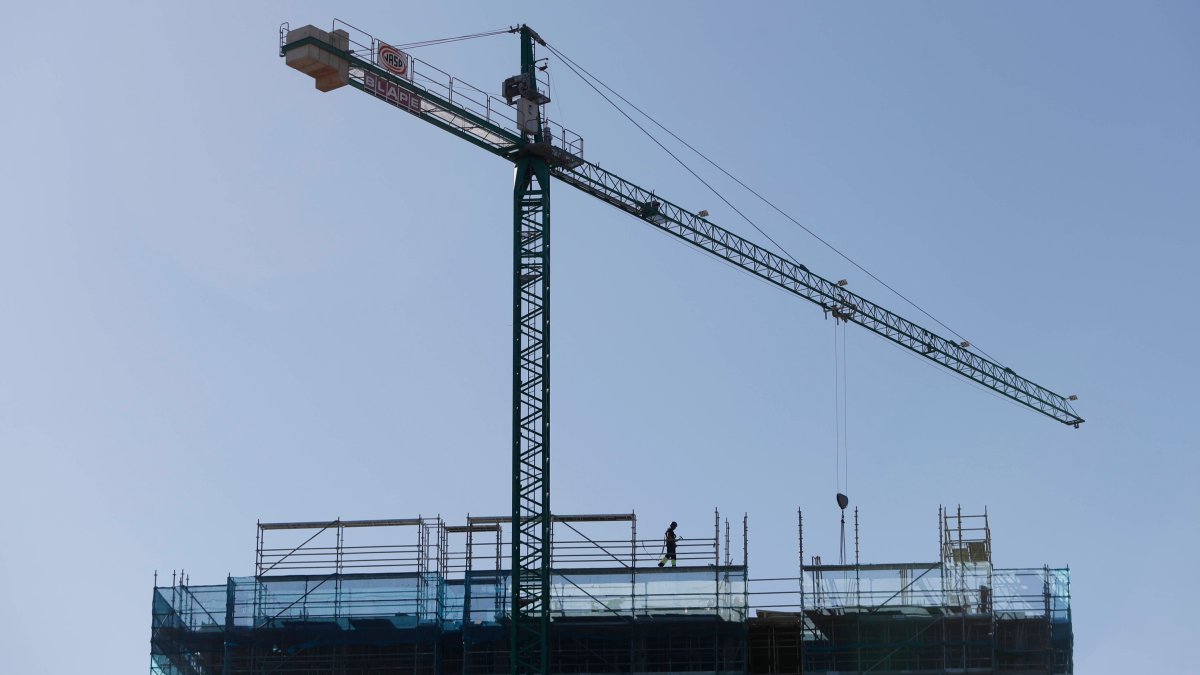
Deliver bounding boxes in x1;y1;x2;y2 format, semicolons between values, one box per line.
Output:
150;506;1071;674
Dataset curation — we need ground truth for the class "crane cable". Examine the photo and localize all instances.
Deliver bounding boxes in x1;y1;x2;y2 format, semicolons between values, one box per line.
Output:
541;42;805;280
834;319;849;564
541;40;999;365
386;28;512;51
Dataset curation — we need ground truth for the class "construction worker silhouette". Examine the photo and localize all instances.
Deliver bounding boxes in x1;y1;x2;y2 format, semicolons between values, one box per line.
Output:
657;521;679;567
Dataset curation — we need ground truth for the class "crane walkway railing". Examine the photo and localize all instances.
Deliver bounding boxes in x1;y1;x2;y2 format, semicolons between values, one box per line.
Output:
282;20;583;161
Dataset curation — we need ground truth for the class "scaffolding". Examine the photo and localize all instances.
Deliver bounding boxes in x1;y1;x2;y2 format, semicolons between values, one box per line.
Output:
152;510;748;675
151;506;1071;674
745;506;1072;674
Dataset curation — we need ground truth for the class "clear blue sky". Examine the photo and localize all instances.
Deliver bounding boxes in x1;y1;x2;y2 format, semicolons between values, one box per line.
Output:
1;2;1196;673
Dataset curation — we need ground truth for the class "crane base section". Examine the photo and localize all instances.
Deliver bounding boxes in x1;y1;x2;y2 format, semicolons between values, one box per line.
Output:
284;25;349;92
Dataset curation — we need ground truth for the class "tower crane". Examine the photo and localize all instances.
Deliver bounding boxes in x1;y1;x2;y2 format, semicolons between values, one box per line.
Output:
280;21;1083;675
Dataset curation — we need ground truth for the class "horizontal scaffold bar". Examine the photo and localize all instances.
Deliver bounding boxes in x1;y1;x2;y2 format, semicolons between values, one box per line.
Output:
259;518;424;531
469;513;636;525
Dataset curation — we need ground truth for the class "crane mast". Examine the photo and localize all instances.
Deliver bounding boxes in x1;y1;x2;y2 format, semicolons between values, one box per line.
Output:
280;20;1083;675
509;25;552;675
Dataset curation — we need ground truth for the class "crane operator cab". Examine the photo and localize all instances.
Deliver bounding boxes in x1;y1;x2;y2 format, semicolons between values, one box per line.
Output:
504;70;584;169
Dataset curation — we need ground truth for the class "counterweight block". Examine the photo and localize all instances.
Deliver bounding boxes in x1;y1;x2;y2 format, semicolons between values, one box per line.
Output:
284;25;350;92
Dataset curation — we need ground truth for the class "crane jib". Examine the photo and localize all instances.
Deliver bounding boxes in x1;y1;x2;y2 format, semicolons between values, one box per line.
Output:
280;26;1083;428
550;161;1084;428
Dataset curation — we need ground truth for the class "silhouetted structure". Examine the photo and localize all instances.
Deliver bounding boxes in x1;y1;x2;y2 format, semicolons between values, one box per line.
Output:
151;507;1071;673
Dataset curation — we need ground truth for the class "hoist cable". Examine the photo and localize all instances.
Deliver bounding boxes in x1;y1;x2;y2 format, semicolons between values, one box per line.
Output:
833;322;849;498
837;325;844;494
842;324;849;497
543;41;998;364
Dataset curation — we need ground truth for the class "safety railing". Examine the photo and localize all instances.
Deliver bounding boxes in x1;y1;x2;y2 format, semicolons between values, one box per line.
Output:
152;565;748;633
743;565;1070;620
280;19;585;160
153;564;1068;634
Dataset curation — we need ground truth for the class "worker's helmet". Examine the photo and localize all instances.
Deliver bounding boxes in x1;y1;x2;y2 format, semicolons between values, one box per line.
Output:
670;521;678;529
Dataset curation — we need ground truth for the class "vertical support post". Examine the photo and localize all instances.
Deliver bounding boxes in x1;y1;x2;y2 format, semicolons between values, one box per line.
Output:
957;505;966;672
631;511;637;617
1064;565;1073;673
938;505;947;670
1043;565;1053;675
725;519;731;567
713;509;721;619
434;519;445;675
742;513;749;615
496;522;503;620
418;516;428;623
255;521;262;577
631;511;637;568
463;520;474;675
713;508;720;566
253;524;264;635
854;507;861;606
853;507;862;671
798;509;805;646
438;517;449;625
510;24;552;675
724;519;732;615
334;520;343;620
742;514;748;568
222;575;235;675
